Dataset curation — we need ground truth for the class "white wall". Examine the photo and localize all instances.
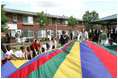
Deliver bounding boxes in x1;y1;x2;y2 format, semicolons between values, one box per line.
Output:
7;24;17;30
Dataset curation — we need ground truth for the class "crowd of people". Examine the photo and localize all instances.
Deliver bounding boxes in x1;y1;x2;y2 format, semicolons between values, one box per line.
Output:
1;31;69;65
1;26;117;65
88;26;117;46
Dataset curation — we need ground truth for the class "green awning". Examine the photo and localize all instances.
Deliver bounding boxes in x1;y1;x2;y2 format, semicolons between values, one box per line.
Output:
91;14;117;25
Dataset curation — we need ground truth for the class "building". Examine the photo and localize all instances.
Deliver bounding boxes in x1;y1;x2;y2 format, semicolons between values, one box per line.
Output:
4;8;84;42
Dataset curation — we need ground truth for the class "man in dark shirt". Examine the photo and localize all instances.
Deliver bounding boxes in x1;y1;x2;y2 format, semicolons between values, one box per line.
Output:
70;32;73;40
6;32;11;43
113;26;117;42
95;28;100;42
59;31;69;46
1;33;7;53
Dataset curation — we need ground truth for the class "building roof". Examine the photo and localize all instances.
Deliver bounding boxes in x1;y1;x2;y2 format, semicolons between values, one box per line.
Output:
4;8;82;21
91;14;117;25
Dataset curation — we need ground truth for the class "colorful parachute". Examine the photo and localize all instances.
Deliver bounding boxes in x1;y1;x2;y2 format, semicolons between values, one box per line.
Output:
1;41;117;78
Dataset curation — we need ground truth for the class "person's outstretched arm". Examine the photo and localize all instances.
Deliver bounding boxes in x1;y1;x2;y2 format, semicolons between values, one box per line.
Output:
39;48;42;54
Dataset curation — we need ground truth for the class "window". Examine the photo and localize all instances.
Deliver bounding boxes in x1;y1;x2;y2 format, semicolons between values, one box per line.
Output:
23;30;28;37
28;16;33;24
13;14;17;21
23;16;28;23
38;30;46;38
55;19;60;25
23;16;33;24
38;30;42;38
23;30;34;38
28;30;34;37
57;19;60;24
11;30;16;37
62;20;68;25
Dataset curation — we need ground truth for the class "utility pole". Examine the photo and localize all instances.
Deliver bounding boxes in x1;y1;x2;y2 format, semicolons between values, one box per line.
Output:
56;17;59;38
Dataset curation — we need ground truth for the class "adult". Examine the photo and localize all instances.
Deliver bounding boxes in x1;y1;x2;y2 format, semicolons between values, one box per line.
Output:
6;31;11;43
15;32;19;39
1;33;7;64
112;26;117;42
114;26;117;43
49;37;57;49
110;27;114;40
30;40;42;57
94;27;100;42
1;42;7;54
59;31;69;46
98;31;108;46
78;28;89;41
20;31;24;39
88;29;92;41
15;32;21;43
70;32;73;40
1;32;7;53
2;45;17;64
15;32;19;40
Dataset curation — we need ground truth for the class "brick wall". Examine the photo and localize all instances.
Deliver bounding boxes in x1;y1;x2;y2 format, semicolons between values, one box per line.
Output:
4;12;84;43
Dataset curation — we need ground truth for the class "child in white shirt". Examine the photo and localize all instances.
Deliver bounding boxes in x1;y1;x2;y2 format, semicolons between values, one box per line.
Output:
105;39;116;46
2;45;17;64
49;37;57;49
42;43;50;52
6;45;17;59
15;46;26;60
21;36;26;46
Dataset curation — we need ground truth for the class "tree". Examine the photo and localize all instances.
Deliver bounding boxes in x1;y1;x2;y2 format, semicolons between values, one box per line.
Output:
1;4;10;32
37;12;51;28
68;16;78;29
82;10;99;30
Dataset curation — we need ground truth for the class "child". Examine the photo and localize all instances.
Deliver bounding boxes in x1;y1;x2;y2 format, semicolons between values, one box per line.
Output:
25;47;33;60
14;46;26;60
42;43;50;52
21;35;26;46
2;45;17;64
105;39;116;46
49;37;57;49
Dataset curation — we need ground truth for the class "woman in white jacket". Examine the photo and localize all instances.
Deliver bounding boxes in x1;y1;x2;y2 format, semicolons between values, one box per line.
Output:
78;28;89;41
49;37;57;49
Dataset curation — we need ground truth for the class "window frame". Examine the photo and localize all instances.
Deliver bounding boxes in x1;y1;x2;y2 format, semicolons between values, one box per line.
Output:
22;15;34;24
13;14;17;22
38;30;46;38
23;30;34;38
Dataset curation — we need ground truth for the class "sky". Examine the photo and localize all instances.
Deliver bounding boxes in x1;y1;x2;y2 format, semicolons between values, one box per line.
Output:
1;0;117;19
